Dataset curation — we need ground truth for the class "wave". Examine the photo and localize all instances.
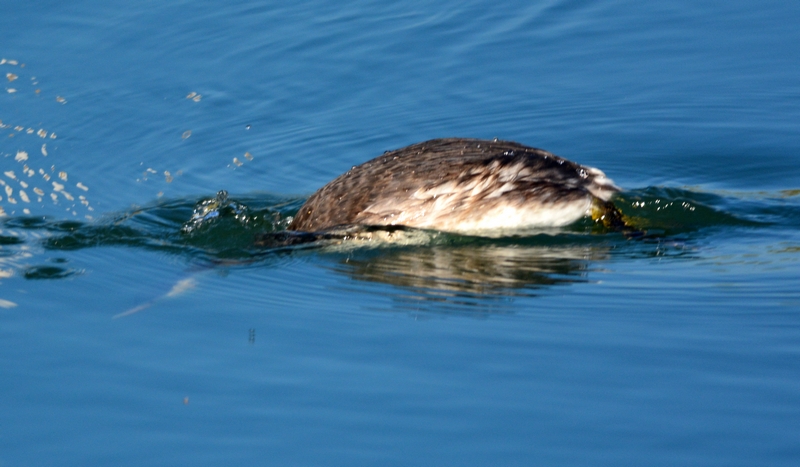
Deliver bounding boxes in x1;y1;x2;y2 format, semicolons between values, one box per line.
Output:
0;185;795;292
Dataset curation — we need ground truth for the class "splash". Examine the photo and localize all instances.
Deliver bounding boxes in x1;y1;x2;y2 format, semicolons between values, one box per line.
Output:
2;59;259;221
181;190;251;234
1;58;94;218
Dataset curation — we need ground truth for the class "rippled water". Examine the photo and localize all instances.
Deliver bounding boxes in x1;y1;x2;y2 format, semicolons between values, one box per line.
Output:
2;1;800;465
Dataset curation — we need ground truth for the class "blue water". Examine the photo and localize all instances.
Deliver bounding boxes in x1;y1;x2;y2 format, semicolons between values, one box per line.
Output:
2;1;800;465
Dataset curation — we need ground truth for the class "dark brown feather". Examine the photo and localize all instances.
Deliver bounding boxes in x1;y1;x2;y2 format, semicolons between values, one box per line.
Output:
289;138;618;232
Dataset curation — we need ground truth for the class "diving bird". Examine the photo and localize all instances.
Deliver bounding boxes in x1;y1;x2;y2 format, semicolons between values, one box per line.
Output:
289;138;625;235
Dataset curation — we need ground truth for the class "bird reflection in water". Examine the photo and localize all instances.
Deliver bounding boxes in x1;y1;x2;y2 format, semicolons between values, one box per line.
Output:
322;240;610;309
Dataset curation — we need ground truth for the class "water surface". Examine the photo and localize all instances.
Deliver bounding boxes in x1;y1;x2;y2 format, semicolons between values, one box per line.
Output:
1;1;799;466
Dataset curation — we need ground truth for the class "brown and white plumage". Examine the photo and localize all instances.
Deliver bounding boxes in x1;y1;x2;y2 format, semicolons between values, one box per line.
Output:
289;138;621;234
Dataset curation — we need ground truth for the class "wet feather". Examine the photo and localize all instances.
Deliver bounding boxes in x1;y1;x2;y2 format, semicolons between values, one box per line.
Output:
289;138;621;234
